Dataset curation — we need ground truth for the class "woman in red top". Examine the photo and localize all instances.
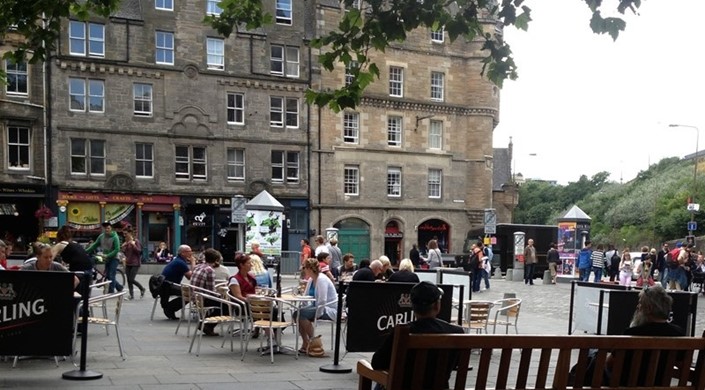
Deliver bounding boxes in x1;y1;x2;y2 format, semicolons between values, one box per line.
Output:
229;253;257;300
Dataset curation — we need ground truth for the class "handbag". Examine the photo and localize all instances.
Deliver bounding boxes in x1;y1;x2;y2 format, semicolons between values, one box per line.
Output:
307;334;326;357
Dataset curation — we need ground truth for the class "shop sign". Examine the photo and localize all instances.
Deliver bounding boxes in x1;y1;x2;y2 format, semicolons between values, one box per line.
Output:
417;223;448;232
191;212;209;227
58;192;178;205
190;197;231;205
0;184;43;196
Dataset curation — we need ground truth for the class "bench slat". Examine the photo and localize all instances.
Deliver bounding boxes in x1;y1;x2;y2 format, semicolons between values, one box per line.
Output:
678;350;696;387
516;347;532;388
644;349;661;386
661;350;679;387
453;350;471;390
628;350;644;387
495;348;513;389
590;349;608;387
410;350;428;390
534;348;552;389
475;348;492;390
552;348;572;389
609;349;626;387
572;348;590;387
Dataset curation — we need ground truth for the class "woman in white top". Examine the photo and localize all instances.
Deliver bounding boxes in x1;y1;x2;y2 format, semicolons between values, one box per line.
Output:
426;239;443;269
295;258;337;352
618;250;633;286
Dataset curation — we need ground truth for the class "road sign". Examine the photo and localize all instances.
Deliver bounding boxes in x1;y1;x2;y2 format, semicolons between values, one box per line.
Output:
484;208;496;234
687;203;700;212
688;221;698;231
231;195;247;224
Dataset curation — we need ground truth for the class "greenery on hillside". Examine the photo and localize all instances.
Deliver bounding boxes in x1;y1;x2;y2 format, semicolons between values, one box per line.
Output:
514;157;704;250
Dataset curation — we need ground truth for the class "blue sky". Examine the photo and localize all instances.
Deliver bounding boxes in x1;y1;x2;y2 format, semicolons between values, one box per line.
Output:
493;0;705;184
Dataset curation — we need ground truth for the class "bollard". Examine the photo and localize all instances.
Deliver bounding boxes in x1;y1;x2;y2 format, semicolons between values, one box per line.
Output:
503;292;516;300
493;267;503;279
542;270;552;285
506;268;513;281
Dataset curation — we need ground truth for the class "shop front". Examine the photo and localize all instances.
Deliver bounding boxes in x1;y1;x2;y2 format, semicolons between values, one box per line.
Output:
0;183;46;257
384;220;403;265
56;192;181;259
181;196;237;261
417;218;451;254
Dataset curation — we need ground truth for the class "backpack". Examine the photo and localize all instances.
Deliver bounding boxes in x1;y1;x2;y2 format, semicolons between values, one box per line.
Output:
148;273;165;299
610;251;620;270
668;248;682;269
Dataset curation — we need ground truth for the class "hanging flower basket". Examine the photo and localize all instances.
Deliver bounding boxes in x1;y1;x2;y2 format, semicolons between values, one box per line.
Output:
34;204;54;220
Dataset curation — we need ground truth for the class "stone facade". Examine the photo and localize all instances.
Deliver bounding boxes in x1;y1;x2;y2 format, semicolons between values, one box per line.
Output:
310;3;500;261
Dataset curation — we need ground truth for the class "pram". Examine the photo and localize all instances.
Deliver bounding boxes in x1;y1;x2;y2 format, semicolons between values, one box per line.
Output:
691;270;705;294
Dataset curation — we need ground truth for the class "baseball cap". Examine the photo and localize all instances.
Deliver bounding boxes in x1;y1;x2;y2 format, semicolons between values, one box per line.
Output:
410;281;443;307
676;242;683;248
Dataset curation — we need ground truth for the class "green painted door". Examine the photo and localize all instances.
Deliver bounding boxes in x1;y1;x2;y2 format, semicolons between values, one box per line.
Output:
338;228;370;265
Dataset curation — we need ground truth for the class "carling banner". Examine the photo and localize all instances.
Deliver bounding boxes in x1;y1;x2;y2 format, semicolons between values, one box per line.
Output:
345;281;454;352
0;271;75;356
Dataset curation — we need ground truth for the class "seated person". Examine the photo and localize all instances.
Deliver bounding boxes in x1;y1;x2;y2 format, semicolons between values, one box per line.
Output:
388;259;420;283
247;247;272;288
352;259;383;281
606;285;685;386
160;245;195;320
372;281;464;389
213;253;230;281
378;256;394;280
22;242;80;289
317;252;335;282
338;253;357;282
295;258;337;353
154;241;171;263
228;253;257;300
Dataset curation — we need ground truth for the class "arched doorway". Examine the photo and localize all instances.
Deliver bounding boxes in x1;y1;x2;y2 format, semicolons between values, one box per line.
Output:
384;220;403;265
334;218;370;264
417;219;451;254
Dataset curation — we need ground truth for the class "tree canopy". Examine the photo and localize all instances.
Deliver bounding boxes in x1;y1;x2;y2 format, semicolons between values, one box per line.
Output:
0;0;643;110
514;157;703;250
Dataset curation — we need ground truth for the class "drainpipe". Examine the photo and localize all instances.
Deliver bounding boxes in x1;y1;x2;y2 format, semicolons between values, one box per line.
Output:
42;14;51;209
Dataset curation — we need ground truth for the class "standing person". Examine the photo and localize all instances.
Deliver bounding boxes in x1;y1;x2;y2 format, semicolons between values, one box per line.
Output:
665;243;690;291
299;239;312;279
590;244;605;282
523;238;537;285
52;225;93;272
426;239;442;269
577;241;593;282
635;253;655;287
371;281;464;390
326;237;343;280
618;250;633;287
121;230;146;300
409;244;421;268
477;241;491;291
605;245;620;282
313;235;327;256
86;222;122;293
160;245;196;319
656;242;669;286
547;242;560;284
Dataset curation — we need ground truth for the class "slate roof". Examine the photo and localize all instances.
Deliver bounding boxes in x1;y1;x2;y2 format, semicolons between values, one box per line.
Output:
559;205;591;221
111;0;143;21
246;190;284;211
493;147;512;190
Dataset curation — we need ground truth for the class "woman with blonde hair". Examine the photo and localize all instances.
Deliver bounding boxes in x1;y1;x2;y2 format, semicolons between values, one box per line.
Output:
294;258;337;353
426;240;442;269
388;258;420;283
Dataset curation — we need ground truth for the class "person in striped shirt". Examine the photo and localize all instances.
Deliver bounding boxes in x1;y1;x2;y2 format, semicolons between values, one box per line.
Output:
591;244;606;282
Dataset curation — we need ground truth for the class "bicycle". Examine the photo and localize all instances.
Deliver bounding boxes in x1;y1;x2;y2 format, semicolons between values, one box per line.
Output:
92;256;127;288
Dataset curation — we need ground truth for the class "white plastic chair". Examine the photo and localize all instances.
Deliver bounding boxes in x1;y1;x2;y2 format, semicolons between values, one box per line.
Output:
72;291;128;360
487;298;522;334
188;291;248;356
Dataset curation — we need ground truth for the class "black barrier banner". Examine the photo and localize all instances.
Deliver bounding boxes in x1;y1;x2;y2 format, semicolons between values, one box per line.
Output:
345;281;454;352
607;290;697;336
0;271;75;356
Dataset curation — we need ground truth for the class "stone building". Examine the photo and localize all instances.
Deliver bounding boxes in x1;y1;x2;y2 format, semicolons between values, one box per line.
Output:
310;1;500;263
0;28;49;254
49;0;313;259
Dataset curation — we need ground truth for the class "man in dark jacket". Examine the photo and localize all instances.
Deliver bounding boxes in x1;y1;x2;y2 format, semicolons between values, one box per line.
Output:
372;281;464;389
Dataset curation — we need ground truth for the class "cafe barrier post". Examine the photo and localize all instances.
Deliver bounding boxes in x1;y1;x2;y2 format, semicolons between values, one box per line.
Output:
320;281;352;374
63;271;103;380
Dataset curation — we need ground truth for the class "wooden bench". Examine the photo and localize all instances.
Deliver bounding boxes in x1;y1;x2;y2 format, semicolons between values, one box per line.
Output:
357;326;705;390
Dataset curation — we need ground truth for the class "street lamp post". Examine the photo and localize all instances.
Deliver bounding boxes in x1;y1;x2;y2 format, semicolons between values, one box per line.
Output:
669;124;700;239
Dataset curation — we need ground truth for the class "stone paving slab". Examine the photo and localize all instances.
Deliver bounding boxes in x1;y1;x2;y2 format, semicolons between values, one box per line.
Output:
1;274;703;389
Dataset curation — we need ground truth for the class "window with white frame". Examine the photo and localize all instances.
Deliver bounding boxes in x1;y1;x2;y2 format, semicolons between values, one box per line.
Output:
429;120;443;149
70;138;105;175
5;59;27;95
7;127;30;170
155;0;173;10
155;31;174;65
389;66;403;97
270;45;299;78
428;168;442;198
347;0;361;10
206;38;224;70
431;71;444;101
275;0;292;25
270;96;298;128
343;112;359;144
226;93;244;125
69;21;105;57
226;148;245;181
69;78;104;113
431;26;444;42
345;61;358;87
175;146;207;181
387;167;401;197
343;165;359;195
271;150;299;183
133;83;153;116
206;0;222;15
135;143;154;178
387;116;402;147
